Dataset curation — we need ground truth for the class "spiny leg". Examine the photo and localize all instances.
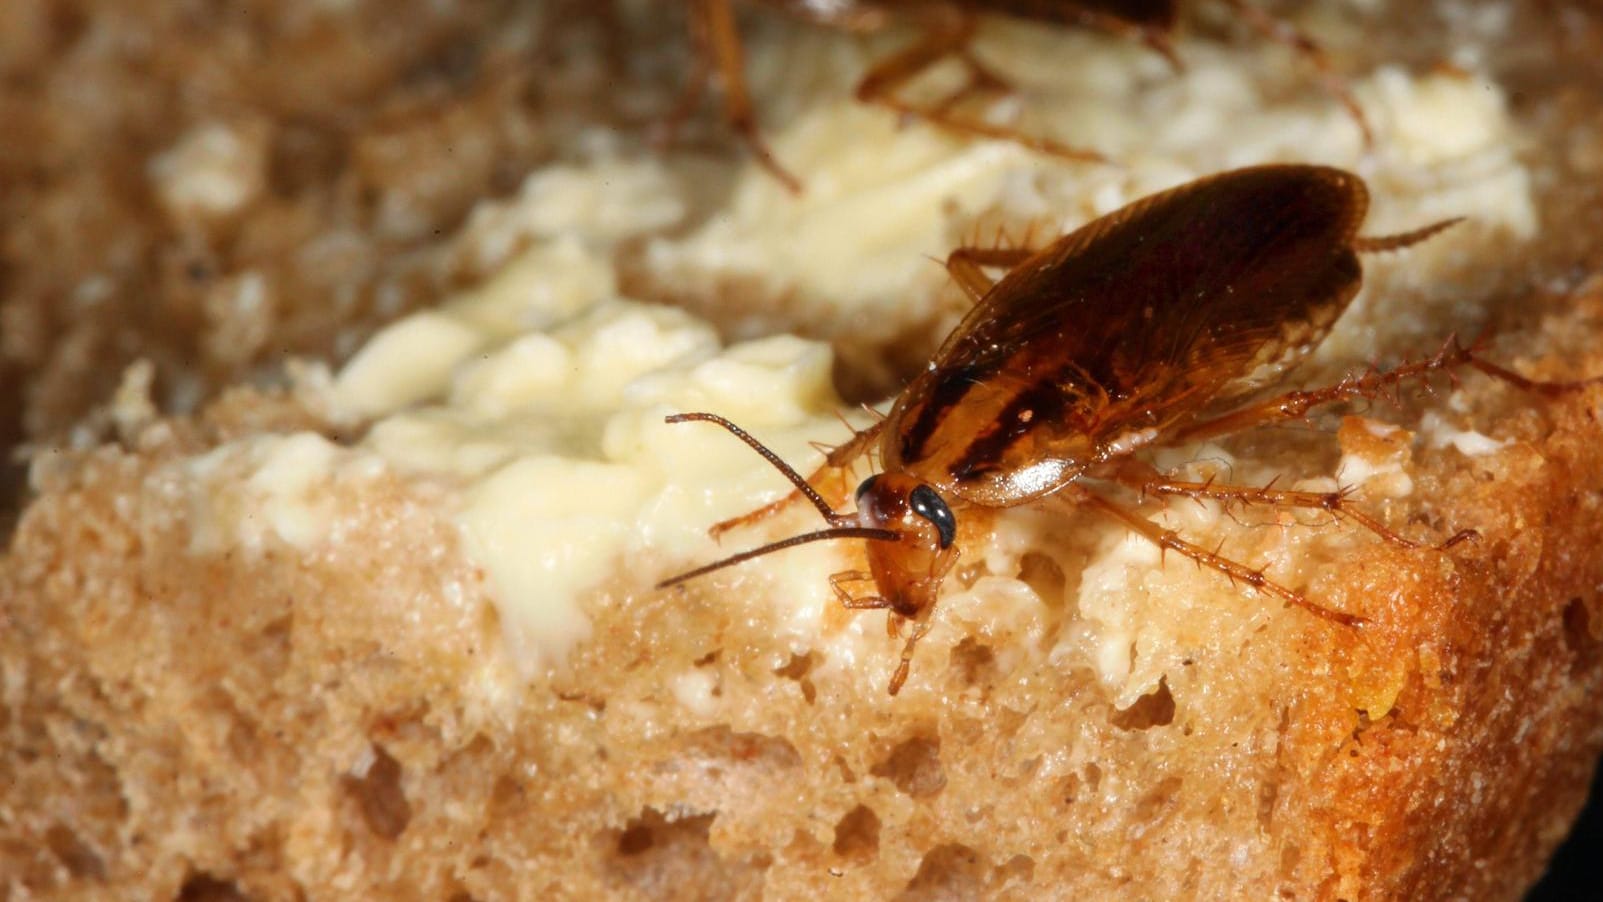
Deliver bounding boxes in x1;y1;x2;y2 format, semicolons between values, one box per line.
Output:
1135;25;1182;72
854;11;1108;164
945;245;1036;303
1068;485;1366;627
925;47;1014;118
853;9;969;103
1216;0;1373;148
1170;335;1598;446
707;417;887;539
690;0;803;192
1105;458;1475;550
829;570;923;696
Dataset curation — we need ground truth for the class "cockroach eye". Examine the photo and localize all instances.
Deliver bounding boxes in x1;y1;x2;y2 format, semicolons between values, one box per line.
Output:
909;485;957;549
855;475;880;502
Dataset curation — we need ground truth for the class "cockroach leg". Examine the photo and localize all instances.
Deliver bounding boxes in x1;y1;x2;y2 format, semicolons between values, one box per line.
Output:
853;8;977;113
1216;0;1373;148
828;570;927;695
945;245;1036;303
709;477;827;539
1110;461;1451;550
888;617;935;696
854;11;1108;165
1173;335;1601;445
826;417;888;468
926;47;1015;118
829;570;884;608
688;0;803;192
1464;353;1603;397
1170;336;1467;444
1136;27;1182;73
1069;486;1367;627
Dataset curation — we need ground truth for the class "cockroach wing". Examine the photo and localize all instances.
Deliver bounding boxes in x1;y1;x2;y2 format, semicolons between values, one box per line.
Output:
887;165;1369;506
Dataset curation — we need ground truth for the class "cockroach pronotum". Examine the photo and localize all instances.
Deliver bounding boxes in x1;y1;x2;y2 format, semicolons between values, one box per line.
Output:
677;1;1373;191
657;164;1600;696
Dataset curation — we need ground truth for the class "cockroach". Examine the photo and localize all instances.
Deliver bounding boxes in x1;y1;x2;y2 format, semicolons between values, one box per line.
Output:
657;164;1599;695
654;165;1603;695
677;1;1372;191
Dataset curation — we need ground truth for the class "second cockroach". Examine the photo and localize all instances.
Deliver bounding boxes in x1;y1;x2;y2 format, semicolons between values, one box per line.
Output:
679;1;1371;190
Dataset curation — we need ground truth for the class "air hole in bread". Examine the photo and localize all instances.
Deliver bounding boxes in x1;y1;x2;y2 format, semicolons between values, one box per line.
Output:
44;823;104;879
1083;762;1102;792
1563;596;1601;676
1136;776;1186;823
1017;551;1067;610
1058;772;1083;807
1257;776;1281;831
1109;678;1176;731
487;773;526;823
683;726;802;772
606;808;769;897
344;744;411;839
1278;842;1302;880
176;872;244;901
872;736;946;798
831;804;881;862
773;652;817;704
993;854;1036;893
949;638;996;687
616;816;660;856
897;843;986;900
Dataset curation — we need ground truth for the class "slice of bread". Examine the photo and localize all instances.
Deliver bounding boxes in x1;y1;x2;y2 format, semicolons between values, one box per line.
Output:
5;2;1603;899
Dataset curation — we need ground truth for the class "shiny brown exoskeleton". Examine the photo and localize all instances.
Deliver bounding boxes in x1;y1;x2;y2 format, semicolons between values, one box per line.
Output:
680;0;1371;190
659;164;1598;695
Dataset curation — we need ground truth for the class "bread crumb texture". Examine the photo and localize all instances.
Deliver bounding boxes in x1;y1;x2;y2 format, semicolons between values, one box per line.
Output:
6;331;1603;900
6;1;1603;900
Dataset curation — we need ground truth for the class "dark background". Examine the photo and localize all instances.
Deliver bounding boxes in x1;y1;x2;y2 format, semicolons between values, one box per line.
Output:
1530;764;1603;899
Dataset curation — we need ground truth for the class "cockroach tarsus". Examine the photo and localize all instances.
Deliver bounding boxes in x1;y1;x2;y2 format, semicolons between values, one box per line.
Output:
674;1;1373;190
657;164;1602;696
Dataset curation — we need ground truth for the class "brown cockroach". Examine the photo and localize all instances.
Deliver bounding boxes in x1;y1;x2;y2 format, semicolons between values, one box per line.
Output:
678;1;1373;191
658;164;1598;695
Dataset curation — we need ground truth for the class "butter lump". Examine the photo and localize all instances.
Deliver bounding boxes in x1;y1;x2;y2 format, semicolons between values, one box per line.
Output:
334;236;858;677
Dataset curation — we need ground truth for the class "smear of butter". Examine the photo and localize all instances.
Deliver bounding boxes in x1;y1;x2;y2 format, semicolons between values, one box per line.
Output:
458;456;648;669
332;210;862;677
1070;532;1168;705
1421;409;1510;456
1339;419;1417;499
179;432;381;556
336;313;487;418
